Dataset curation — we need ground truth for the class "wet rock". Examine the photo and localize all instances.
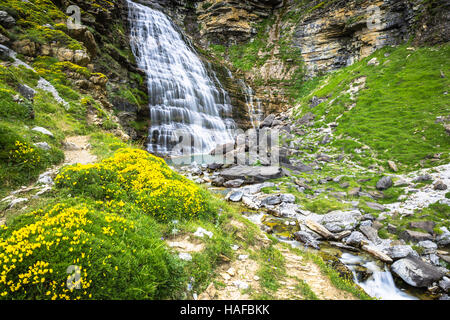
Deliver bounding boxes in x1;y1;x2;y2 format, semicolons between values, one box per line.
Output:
361;245;393;263
383;245;419;260
434;181;448;191
376;176;393;190
329;241;359;252
226;190;244;202
32;126;54;137
408;221;436;234
391;256;446;288
418;240;438;255
294;231;320;250
399;230;433;243
345;231;368;247
224;179;245;188
304;219;335;240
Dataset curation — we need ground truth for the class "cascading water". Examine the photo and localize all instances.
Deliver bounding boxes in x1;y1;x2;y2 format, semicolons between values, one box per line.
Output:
127;1;235;155
238;79;264;129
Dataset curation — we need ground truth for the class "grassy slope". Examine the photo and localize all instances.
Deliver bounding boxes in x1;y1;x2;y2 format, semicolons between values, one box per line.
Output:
293;44;450;170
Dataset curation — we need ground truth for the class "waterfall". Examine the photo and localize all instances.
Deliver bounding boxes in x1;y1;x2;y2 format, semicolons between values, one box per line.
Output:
238;79;264;129
127;1;236;155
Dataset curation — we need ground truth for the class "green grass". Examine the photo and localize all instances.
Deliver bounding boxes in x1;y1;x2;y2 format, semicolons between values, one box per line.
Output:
293;44;450;169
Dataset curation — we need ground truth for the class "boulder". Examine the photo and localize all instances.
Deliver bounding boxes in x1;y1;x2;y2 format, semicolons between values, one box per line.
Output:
0;11;15;28
226;190;243;202
223;179;245;188
391;256;446;288
359;225;381;244
260;114;275;128
439;277;450;292
294;231;320;250
418;240;437;255
34;142;51;151
361;245;393;263
32;126;54;137
383;245;419;260
304;219;335;240
211;176;225;187
17;83;36;101
318;210;362;233
219;165;283;183
345;231;368;247
376;176;393;190
434;181;448;191
408;221;436;234
261;195;281;206
399;230;433;243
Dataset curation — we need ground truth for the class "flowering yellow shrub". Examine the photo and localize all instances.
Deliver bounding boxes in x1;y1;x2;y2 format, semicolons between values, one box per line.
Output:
55;148;208;221
9;141;41;169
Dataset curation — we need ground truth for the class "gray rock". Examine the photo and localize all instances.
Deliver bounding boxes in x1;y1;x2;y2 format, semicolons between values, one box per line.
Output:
348;187;361;197
34;142;51;151
359;225;381;244
439;276;450;292
391;256;446;288
220;165;284;183
32;127;54;137
399;230;433;243
297;112;315;125
365;202;386;211
8;197;28;209
262;195;281;206
207;163;224;171
418;240;438;254
413;174;432;183
408;221;436;234
37;172;53;185
211;176;225;187
437;229;450;247
383;245;419;260
260;114;275;128
280;193;296;203
376;176;393;190
319;210;362;233
434;181;448;191
226;190;244;202
0;11;15;28
17;83;36;101
345;231;368;247
294;231;320;250
223;179;245;188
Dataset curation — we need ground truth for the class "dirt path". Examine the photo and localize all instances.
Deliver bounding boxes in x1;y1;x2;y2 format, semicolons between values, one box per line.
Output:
63;136;97;165
0;136;96;225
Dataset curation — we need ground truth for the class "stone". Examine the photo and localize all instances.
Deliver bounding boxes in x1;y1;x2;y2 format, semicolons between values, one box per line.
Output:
437;228;450;247
233;280;249;290
294;231;320;249
178;252;192;261
32;127;54;137
365;202;386;211
418;240;437;255
399;230;433;243
223;179;245;188
345;231;368;247
0;11;15;28
194;227;213;239
8;197;28;209
367;58;379;66
439;277;450;292
348;187;361;197
361;245;393;263
318;210;362;233
17;83;36;101
304;219;335;240
434;181;448;191
391;256;446;288
413;174;432;183
34;142;51;151
383;245;419;260
297;112;315;125
340;182;350;188
280;193;296;203
329;241;359;252
408;221;436;234
262;195;281;206
211;176;225;187
219;165;284;183
260;114;275;128
359;225;381;244
207;163;224;171
388;161;398;172
37;172;53;185
376;176;393;190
